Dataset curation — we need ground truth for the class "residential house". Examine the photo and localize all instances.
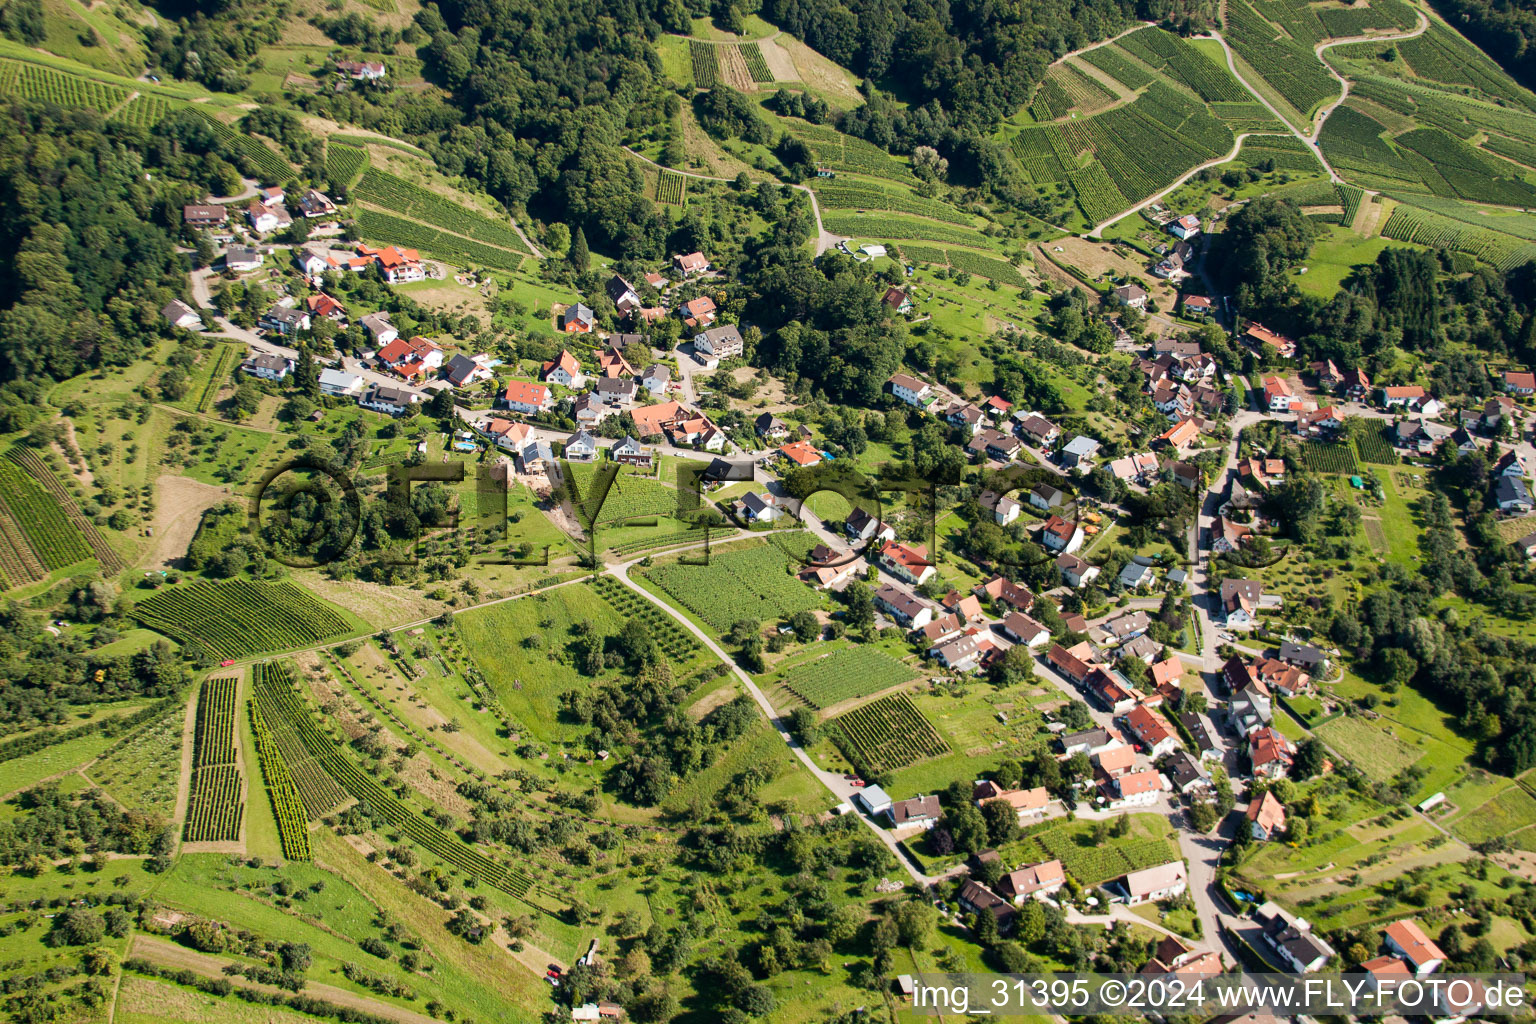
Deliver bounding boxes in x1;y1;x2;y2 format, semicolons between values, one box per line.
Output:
1381;384;1427;408
669;415;725;451
298;189;336;219
611;436;652;467
1030;484;1065;511
1180;712;1217;760
564;430;598;461
501;380;554;415
1061;435;1101;468
956;881;1016;933
946;402;985;436
336;60;386;80
1296;406;1343;436
1118;561;1155;592
224;246;263;272
1256;902;1334;973
1124;704;1178;758
260;304;311;336
1094;742;1138;779
1016;414;1060;447
968;429;1023;462
1001;611;1050;648
1395;417;1451;454
694;324;743;359
778;440;821;467
359;311;398;346
1219;578;1264;626
755;413;789;441
974;782;1052;822
1119;634;1161;664
975;575;1034;615
1118;861;1187;905
878;540;935;586
306;294;347;321
930;631;991;672
672;251;709;276
377;336;443;381
1496;475;1533;513
640;364;671;395
882;286;913;314
1249;726;1295;779
1114;283;1148;310
1048;643;1095;686
1212;515;1253;555
1089;670;1139;715
183;204;228;228
1056;553;1099;589
161;299;203;330
1244;323;1296;359
888;373;935;409
1164;750;1210;795
979;489;1022;526
1494;449;1528;477
1340;366;1371;398
606;275;641;316
1102;610;1150;642
1246;790;1286;840
846;507;896;544
318;369;364;397
1038;515;1084;554
1060;726;1122;757
243;352;292;380
738;492;780;523
542;350;584;388
572;393;609;428
1156;417;1200;452
983;395;1013;420
874;584;932;630
919;613;965;647
1181;294;1213;318
560;303;596;333
444;353;492;388
247;200;292;235
853;785;892;817
595;377;639;408
679;296;717;329
359;385;419;417
887;795;941;829
1255;656;1311;697
1264;375;1295;413
1107;768;1166;808
1169;214;1200;239
1108;451;1161;483
1504;370;1536;396
1310;359;1344;389
1383;919;1447;974
1279;641;1327;673
998;859;1065;903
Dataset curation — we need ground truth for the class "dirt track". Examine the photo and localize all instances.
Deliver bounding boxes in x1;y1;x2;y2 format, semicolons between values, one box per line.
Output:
148;475;234;571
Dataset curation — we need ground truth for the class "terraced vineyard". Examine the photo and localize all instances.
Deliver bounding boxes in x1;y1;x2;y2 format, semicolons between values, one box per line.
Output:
355;209;526;272
775;645;916;709
1080;44;1154;90
353;169;532;253
1225;0;1339;118
1380;205;1536;271
810;181;975;225
133;579;354;659
819;213;989;247
184;677;243;843
654;170;685;205
9;448;123;572
739;43;773;83
0;60;128;111
828;693;949;773
782;121;916;182
249;700;313;860
690;41;719;88
947;249;1025;285
195;345;239;413
112;94;174;128
252;662;349;817
189;109;293;183
590;575;702;661
253;661;540;903
0;457;91;575
1118;28;1247;102
565;463;678;526
641;542;821;631
326;141;368;187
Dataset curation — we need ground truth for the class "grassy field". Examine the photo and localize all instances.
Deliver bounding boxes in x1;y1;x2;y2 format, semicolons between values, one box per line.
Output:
1314;713;1423;780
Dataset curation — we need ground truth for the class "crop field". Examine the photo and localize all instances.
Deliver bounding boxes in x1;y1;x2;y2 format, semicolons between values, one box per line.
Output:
810;181;975;225
0;59;128;111
1397;24;1536;106
774;644;916;708
642;542;821;630
184;677;243;843
690;41;719;88
88;702;183;818
1394;128;1536;206
1068;163;1130;224
898;244;949;265
1016;818;1180;885
251;662;348;817
1482;133;1536;170
739;43;773;82
0;456;91;576
1118;28;1247;102
828;693;950;774
1009;124;1073;184
1380;205;1536;271
1315;714;1423;780
112;94;173;127
253;660;540;902
1317;105;1422;186
1338;183;1365;225
353;169;532;253
565;462;679;526
1213;101;1287;131
654;169;685;205
195;345;239;413
9;447;124;571
590;574;702;661
1030;74;1072;120
1300;441;1360;475
133;579;354;659
1081;44;1154;90
249;700;313;860
1351;72;1536;148
354;209;525;271
325;141;368;187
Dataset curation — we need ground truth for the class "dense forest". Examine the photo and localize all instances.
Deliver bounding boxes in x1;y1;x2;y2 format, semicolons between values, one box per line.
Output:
1431;0;1536;91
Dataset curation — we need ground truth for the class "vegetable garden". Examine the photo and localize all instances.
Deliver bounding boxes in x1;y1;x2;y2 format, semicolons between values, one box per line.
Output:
184;677;243;843
250;700;313;860
775;645;916;709
253;660;540;903
133;579;353;659
827;693;949;774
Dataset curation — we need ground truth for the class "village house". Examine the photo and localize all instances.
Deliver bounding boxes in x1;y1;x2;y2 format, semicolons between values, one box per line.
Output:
259;304;311;336
1055;552;1099;589
161;299;203;330
564;430;598;461
978;489;1022;526
694;324;743;359
359;385;420;417
225;246;264;273
1255;902;1334;973
1219;578;1265;627
183;204;228;228
1169;214;1200;239
1124;704;1178;758
501;380;554;415
1384;919;1447;974
337;59;386;80
874;584;932;629
247;200;292;235
672;251;709;276
1249;726;1295;779
1016;414;1061;447
1061;435;1101;468
957;880;1016;933
318;369;364;397
1246;790;1286;840
1037;515;1084;555
542;350;584;388
887;794;941;829
846;507;896;545
1060;725;1122;757
878;540;935;586
888;373;936;410
1117;861;1187;905
1163;749;1210;796
882;286;914;314
1244;322;1296;359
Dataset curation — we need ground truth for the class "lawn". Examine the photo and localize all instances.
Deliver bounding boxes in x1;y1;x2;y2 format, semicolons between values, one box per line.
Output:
999;814;1179;887
1447;784;1536;845
1295;226;1410;298
1314;713;1424;781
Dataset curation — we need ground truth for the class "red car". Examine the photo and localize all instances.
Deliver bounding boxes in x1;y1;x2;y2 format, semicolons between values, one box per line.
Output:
219;660;236;667
849;779;866;788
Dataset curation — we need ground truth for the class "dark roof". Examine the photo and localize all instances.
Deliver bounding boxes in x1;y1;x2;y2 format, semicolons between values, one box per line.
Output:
1179;712;1214;753
445;353;480;383
1497;476;1531;504
1164;749;1207;790
1278;641;1324;667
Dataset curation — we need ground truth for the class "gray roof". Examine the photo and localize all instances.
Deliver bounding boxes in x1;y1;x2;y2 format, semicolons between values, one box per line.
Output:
162;298;199;322
567;429;597;450
226;246;262;264
596;376;637;395
366;385;414;405
1063;435;1100;456
1279;640;1324;666
1497;475;1531;504
643;363;670;382
249;352;288;371
445;352;480;382
565;302;594;325
264;305;307;325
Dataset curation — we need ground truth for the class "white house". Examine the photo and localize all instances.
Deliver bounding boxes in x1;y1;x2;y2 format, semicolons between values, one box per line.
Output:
1169;214;1201;240
739;492;780;523
1001;611;1050;648
1118;861;1187;905
359;385;420;417
319;369;363;397
501;380;553;415
1384;919;1447;974
359;312;398;346
161;299;203;330
1038;515;1084;555
565;430;598;460
694;324;743;359
243;352;292;381
888;373;934;409
878;541;935;586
